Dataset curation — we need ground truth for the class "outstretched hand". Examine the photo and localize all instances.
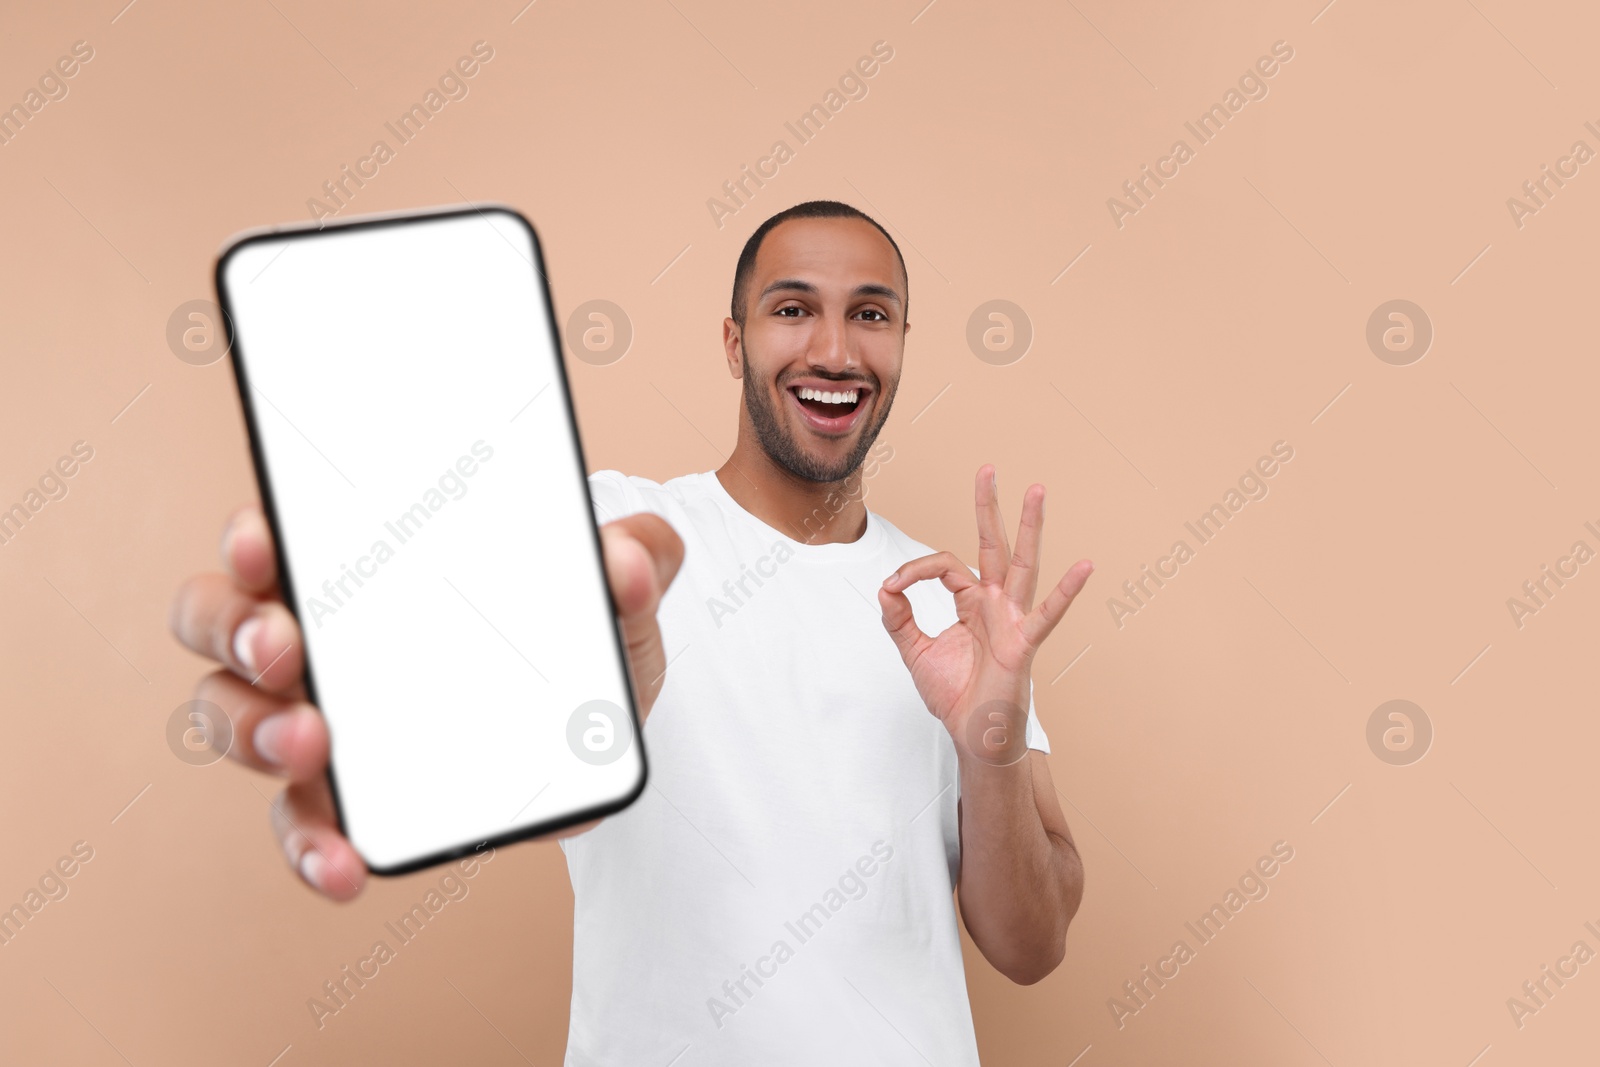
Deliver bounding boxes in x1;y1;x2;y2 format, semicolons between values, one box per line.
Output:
877;465;1092;764
169;503;682;900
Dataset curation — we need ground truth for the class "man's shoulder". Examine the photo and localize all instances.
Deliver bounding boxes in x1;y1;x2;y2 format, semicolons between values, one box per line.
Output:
587;469;709;523
870;509;975;575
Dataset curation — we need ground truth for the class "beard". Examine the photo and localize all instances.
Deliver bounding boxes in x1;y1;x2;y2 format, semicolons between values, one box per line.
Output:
741;343;897;485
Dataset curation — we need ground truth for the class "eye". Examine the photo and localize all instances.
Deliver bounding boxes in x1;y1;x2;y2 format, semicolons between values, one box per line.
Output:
775;305;805;317
856;308;888;322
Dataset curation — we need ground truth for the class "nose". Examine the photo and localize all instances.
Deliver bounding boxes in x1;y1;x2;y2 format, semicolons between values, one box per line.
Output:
807;310;857;375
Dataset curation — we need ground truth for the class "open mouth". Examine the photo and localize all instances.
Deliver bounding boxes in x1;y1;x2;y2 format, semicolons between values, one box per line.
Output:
788;383;870;435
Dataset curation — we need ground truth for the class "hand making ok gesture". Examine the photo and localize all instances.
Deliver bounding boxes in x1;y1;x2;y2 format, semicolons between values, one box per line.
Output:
878;465;1094;764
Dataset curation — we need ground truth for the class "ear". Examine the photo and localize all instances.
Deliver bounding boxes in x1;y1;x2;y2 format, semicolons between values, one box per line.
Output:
722;317;744;379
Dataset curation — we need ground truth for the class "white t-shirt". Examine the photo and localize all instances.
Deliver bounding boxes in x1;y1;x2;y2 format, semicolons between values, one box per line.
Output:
560;470;1049;1066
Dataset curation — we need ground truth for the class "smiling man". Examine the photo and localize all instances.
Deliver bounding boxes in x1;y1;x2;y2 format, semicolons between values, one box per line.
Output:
171;200;1093;1065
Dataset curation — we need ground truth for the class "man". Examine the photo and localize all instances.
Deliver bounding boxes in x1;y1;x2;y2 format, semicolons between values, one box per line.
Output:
171;200;1094;1064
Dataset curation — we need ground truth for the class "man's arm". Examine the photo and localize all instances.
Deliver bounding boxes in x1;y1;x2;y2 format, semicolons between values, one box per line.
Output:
547;515;684;839
878;464;1093;983
955;750;1083;984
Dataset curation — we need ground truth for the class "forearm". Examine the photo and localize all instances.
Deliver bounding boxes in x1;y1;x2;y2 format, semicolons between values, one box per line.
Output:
955;752;1083;984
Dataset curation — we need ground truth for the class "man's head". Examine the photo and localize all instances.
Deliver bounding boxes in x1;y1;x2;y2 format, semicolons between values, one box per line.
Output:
724;201;909;484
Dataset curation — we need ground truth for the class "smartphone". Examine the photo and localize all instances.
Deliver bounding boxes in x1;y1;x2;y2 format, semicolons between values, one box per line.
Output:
215;205;644;875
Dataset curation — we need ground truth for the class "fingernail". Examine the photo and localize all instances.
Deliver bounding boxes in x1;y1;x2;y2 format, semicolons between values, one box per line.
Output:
233;617;262;674
300;849;330;892
254;711;291;767
883;571;898;588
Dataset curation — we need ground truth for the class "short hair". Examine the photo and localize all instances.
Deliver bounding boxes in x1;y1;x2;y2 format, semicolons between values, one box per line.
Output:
730;200;908;330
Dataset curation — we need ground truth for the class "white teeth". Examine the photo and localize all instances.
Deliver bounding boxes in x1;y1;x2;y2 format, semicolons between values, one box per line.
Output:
798;386;859;404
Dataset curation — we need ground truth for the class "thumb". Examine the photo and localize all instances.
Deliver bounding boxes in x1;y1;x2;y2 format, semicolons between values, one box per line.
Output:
599;514;684;716
600;514;684;615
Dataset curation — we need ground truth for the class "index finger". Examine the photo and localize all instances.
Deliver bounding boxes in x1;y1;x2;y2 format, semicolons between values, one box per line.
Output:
883;550;979;597
222;504;277;595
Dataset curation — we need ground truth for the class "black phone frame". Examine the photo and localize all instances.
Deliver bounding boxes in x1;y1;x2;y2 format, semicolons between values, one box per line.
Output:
215;204;647;877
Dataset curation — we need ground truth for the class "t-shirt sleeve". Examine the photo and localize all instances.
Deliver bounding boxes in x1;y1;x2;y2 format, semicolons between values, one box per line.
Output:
1025;680;1050;754
587;469;640;526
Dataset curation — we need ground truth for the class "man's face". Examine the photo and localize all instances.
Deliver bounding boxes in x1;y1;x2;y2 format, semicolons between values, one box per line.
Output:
726;217;907;484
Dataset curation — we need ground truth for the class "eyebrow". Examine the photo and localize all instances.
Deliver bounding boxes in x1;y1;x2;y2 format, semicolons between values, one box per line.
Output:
760;279;904;308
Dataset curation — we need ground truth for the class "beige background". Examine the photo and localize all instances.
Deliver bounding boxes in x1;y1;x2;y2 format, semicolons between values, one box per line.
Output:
2;0;1597;1063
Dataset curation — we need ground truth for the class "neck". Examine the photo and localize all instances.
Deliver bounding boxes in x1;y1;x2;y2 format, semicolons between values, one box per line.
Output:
716;424;869;546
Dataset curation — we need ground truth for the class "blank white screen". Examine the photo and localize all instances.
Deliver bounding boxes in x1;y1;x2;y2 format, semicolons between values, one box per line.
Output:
221;209;639;872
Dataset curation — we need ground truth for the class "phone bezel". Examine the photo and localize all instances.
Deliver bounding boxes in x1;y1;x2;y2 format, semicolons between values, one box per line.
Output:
214;204;647;877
